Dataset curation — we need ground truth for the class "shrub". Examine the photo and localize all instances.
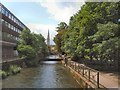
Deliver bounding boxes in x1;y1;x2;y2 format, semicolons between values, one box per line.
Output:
0;70;8;79
9;65;22;75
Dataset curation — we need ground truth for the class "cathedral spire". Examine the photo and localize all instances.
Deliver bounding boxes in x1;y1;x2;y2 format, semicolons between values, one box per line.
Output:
47;29;50;46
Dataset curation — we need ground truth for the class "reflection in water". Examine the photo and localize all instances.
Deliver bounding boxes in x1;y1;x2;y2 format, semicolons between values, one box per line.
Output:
2;61;81;88
46;55;59;59
41;61;59;64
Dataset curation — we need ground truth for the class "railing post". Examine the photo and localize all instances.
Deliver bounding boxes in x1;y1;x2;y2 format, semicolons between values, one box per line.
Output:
72;62;74;68
88;69;90;81
75;63;76;70
77;64;79;72
85;83;88;88
97;72;99;88
71;61;73;68
71;62;73;68
73;63;75;70
69;61;71;67
83;67;84;76
68;61;69;66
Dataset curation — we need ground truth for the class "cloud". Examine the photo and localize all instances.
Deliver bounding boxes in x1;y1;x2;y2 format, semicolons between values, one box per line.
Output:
27;1;85;45
27;23;57;45
40;0;85;24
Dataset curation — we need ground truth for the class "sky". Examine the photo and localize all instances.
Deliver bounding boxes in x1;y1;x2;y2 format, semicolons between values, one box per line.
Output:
1;0;85;45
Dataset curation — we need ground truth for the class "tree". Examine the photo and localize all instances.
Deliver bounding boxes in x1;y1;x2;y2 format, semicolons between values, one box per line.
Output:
54;22;68;53
54;2;119;70
17;29;48;67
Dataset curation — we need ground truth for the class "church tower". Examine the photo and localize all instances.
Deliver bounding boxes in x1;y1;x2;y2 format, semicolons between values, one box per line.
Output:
47;29;51;53
47;29;50;46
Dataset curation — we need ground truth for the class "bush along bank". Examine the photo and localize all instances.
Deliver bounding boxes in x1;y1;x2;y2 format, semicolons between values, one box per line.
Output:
9;65;22;75
0;65;22;79
0;70;8;79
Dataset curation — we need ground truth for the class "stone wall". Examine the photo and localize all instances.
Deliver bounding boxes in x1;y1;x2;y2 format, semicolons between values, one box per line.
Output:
1;58;24;70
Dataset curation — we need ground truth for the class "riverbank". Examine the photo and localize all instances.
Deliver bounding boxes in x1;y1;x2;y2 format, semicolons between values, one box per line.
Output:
0;65;22;79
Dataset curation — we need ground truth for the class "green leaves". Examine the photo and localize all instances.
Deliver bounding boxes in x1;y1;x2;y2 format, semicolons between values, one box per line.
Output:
17;29;48;67
54;22;68;53
54;2;119;68
17;45;36;59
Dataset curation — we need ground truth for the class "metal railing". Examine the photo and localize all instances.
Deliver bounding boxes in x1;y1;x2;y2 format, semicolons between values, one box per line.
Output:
67;60;106;88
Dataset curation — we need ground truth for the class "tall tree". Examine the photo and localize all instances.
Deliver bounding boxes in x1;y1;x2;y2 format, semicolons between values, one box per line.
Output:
54;2;119;69
17;29;48;67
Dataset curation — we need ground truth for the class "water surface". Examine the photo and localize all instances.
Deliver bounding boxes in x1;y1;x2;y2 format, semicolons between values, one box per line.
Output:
2;61;81;88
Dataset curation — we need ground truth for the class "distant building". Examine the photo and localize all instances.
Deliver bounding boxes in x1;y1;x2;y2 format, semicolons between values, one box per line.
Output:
47;29;51;53
47;29;50;46
0;3;29;62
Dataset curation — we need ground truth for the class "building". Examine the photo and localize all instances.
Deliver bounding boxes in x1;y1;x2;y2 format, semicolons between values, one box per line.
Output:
0;3;28;62
47;29;50;46
47;29;51;53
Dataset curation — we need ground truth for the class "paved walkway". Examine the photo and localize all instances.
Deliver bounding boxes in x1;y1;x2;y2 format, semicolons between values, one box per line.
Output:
60;56;119;88
99;72;119;88
69;61;119;88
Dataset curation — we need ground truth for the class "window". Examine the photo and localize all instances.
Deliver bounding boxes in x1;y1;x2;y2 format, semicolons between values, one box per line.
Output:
11;25;13;30
5;11;9;17
9;13;12;19
15;28;17;32
16;29;18;33
13;27;16;31
20;23;22;27
18;29;20;33
2;19;5;25
5;21;8;27
8;23;11;28
17;29;19;33
2;7;5;15
12;16;14;21
18;21;20;26
16;19;18;25
14;18;16;22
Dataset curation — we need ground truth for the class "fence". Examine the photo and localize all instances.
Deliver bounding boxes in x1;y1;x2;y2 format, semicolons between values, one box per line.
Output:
66;60;107;88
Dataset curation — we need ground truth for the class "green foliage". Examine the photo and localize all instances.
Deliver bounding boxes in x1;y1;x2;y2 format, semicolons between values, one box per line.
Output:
9;65;22;75
54;22;68;53
0;70;8;79
17;29;48;67
54;2;119;68
17;45;36;59
0;65;22;79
